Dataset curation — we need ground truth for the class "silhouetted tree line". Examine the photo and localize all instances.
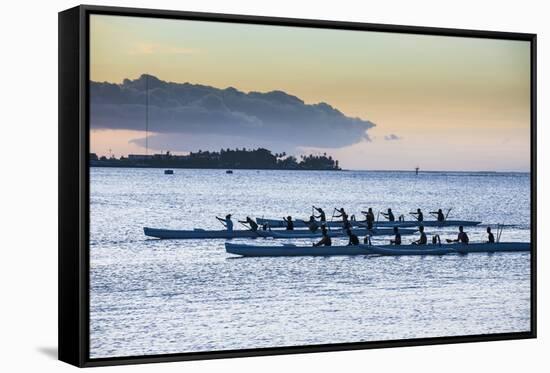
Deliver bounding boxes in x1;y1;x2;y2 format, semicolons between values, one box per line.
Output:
90;148;341;170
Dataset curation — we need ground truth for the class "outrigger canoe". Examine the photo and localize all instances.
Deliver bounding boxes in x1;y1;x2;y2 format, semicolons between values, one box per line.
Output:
225;242;530;257
143;227;416;239
256;217;481;229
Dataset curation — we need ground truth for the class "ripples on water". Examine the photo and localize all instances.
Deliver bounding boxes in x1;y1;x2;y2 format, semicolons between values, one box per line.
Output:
89;168;531;358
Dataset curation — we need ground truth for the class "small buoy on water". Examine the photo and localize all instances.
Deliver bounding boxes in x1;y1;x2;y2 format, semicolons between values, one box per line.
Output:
226;170;233;174
164;169;174;175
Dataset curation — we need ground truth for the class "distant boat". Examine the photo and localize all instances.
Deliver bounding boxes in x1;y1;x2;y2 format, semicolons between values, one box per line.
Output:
226;170;233;174
164;169;174;175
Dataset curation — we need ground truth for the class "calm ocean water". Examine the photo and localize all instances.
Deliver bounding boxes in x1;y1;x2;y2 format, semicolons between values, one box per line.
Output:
89;168;531;358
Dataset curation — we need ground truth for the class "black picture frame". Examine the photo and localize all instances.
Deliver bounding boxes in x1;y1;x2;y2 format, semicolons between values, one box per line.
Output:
59;4;537;367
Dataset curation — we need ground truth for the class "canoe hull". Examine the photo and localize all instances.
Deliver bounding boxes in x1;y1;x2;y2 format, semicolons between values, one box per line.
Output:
144;227;261;239
144;227;416;239
226;243;374;256
225;242;530;257
367;242;531;255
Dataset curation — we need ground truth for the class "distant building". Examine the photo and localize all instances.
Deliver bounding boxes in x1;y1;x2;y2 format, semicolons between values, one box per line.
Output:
89;153;98;161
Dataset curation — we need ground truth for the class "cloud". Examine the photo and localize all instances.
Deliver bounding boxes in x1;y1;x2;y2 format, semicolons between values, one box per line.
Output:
90;74;375;151
384;134;401;141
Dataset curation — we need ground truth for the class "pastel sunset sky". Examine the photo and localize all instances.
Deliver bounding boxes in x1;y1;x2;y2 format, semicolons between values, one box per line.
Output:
90;15;531;171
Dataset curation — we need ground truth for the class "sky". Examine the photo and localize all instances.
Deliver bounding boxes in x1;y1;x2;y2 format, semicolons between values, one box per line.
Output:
90;14;531;171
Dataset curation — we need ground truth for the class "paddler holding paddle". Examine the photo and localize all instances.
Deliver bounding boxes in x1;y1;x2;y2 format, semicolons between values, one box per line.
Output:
336;208;352;230
361;208;375;230
410;208;424;222
216;214;233;233
390;227;401;245
238;217;258;232
430;208;445;222
313;206;326;223
301;216;320;233
313;225;332;247
283;216;294;230
381;208;395;222
446;225;469;244
334;207;348;223
346;228;359;246
412;225;427;245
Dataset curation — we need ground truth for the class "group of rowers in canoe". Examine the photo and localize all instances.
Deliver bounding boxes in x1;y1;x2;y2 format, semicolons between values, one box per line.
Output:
215;206;495;247
313;223;497;248
312;225;496;248
219;206;447;232
307;207;447;231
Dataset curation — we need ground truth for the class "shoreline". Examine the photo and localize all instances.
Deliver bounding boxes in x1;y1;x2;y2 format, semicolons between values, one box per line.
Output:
89;165;530;174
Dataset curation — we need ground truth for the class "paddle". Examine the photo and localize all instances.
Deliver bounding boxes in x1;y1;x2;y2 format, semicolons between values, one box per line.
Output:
489;224;503;252
328;207;337;232
445;208;452;221
216;216;227;229
497;223;503;243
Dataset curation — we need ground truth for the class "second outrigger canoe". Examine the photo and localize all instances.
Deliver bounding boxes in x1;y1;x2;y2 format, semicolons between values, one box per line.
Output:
256;217;482;229
225;242;530;257
143;227;416;239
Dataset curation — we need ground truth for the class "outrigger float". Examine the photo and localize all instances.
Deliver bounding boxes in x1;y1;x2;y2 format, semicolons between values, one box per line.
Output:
143;227;417;239
255;217;481;229
225;242;530;257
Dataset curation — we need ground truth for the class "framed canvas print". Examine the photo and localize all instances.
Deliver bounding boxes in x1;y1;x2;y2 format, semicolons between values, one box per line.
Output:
58;5;537;367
